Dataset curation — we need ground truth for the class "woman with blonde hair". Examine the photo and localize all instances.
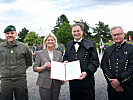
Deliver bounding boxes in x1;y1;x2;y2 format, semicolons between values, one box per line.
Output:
33;33;62;100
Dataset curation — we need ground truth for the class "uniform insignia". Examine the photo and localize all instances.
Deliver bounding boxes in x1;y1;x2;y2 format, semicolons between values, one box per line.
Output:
11;28;14;31
11;50;13;53
124;52;128;54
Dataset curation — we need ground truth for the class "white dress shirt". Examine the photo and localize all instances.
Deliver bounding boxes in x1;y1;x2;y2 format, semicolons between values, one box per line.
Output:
74;38;82;52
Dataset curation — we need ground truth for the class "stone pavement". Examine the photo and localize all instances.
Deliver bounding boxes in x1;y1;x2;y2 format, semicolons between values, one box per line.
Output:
27;53;108;100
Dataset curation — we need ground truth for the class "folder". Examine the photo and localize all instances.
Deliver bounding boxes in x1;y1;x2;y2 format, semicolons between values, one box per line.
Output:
50;60;81;81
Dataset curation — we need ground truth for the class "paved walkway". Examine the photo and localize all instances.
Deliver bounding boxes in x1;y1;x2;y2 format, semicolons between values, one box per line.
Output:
27;53;108;100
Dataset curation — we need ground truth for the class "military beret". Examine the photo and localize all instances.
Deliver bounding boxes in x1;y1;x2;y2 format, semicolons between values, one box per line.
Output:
4;25;16;33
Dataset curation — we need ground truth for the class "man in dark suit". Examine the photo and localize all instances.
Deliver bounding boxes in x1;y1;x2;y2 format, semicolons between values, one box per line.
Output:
63;23;99;100
101;26;133;100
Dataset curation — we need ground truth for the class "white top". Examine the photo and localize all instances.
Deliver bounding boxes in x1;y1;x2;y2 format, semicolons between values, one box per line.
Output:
48;51;53;61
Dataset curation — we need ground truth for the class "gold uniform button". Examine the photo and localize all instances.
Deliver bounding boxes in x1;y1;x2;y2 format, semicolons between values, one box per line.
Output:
116;74;118;76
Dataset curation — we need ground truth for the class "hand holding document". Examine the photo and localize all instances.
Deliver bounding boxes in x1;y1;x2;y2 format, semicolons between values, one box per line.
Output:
50;60;81;81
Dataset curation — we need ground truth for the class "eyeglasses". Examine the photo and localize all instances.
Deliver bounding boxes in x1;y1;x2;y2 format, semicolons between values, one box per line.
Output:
112;33;123;37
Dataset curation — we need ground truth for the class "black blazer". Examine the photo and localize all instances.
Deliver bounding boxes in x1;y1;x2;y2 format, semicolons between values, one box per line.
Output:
101;42;133;96
63;39;99;87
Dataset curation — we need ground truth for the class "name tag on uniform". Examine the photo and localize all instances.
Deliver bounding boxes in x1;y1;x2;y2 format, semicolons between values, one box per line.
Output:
11;50;13;53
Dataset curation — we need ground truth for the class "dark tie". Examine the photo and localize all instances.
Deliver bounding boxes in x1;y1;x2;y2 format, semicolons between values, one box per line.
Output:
73;41;81;45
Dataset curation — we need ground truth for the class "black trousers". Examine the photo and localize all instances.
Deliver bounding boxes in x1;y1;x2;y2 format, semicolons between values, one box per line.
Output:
108;85;133;100
1;78;28;100
69;86;95;100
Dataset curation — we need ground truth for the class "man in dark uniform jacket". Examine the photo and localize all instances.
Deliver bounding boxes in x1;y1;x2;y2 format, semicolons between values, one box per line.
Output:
101;26;133;100
63;23;99;100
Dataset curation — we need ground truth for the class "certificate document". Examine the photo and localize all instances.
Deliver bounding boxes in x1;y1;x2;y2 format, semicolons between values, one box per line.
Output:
50;60;81;81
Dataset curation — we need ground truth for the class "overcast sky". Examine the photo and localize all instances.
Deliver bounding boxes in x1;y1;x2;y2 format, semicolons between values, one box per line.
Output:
0;0;133;39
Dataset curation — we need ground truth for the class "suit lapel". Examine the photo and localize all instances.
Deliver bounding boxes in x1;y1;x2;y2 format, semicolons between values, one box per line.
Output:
108;44;115;57
53;49;57;61
43;49;51;61
121;42;129;58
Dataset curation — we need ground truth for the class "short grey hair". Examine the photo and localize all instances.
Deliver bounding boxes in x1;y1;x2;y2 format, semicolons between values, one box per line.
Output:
110;26;124;34
71;23;84;32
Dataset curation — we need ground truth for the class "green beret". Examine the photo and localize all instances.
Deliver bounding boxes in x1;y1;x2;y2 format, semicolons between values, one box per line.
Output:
4;25;16;33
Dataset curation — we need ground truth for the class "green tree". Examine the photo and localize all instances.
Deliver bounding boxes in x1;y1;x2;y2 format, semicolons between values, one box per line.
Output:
40;36;45;44
92;21;111;43
74;19;92;39
52;14;69;35
88;35;98;43
125;31;133;41
18;27;29;42
24;32;41;46
56;22;73;44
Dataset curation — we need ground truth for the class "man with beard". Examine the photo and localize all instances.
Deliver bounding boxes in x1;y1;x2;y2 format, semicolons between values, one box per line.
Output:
0;25;32;100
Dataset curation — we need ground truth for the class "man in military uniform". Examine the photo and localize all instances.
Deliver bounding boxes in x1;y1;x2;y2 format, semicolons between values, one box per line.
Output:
101;26;133;100
0;25;32;100
63;23;99;100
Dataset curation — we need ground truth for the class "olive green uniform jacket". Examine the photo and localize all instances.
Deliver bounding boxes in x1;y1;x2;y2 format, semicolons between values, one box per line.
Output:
0;41;32;79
